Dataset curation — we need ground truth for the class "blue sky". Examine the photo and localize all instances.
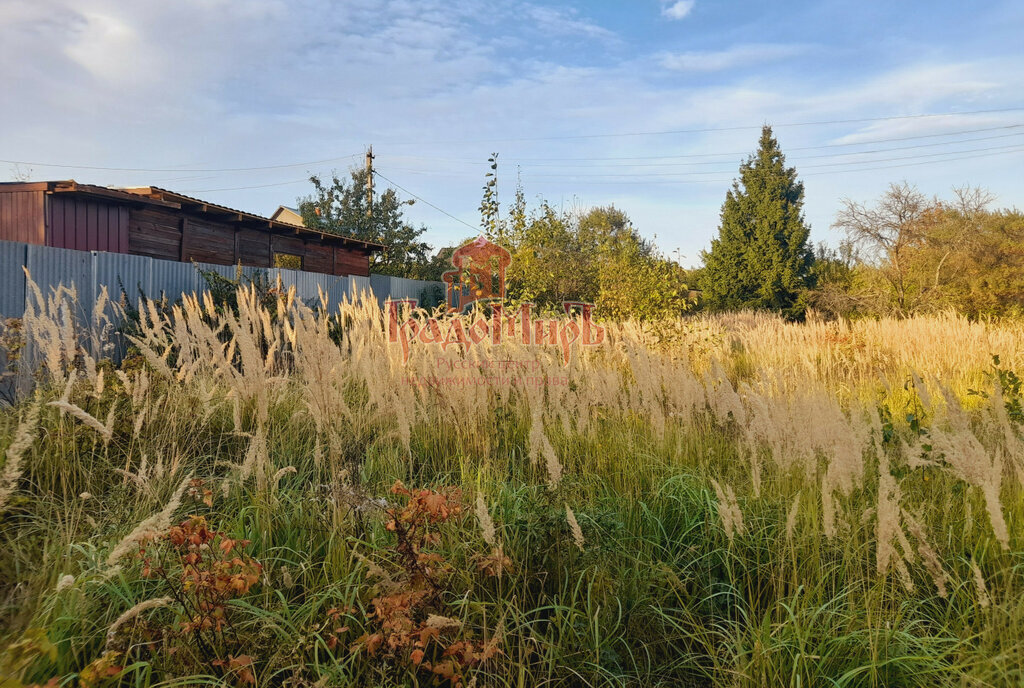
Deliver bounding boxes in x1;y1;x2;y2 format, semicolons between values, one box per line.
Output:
3;0;1023;265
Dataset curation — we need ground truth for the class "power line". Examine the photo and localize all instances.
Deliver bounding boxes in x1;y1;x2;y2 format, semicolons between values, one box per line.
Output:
502;140;1024;179
510;130;1024;168
383;107;1024;144
180;178;312;193
12;112;1019;177
514;145;1024;185
181;133;1024;190
0;153;362;174
372;170;479;232
805;145;1024;177
382;124;1024;163
7;110;1021;176
377;139;1024;181
185;169;481;234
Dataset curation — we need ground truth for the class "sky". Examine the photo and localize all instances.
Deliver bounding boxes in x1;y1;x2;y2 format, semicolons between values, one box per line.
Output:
2;0;1023;266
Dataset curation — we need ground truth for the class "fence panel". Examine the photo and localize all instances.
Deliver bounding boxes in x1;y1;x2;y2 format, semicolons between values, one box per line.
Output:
0;241;445;320
94;251;152;307
151;258;200;303
25;244;93;322
347;275;372;302
195;262;237;282
0;241;27;319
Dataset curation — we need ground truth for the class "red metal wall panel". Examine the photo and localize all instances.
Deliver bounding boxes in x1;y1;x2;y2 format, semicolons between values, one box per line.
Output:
97;204;108;252
118;207;129;253
46;195;126;252
0;190;45;244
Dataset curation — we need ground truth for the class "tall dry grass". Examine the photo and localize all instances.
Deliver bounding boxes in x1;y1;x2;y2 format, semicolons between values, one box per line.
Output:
0;277;1021;686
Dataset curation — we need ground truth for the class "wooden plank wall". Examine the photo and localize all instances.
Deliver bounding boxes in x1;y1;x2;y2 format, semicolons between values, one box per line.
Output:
128;207;182;260
237;228;271;267
47;195;128;252
304;244;333;274
0;190;46;245
334;247;370;276
119;204;370;276
184;219;236;265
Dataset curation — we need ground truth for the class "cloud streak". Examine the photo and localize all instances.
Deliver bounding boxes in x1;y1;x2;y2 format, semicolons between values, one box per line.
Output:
659;43;808;72
661;0;695;21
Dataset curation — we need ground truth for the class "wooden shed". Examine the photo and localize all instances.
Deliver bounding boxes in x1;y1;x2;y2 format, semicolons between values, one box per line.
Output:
0;180;380;277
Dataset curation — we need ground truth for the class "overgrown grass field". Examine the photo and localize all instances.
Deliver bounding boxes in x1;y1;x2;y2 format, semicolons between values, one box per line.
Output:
1;284;1023;687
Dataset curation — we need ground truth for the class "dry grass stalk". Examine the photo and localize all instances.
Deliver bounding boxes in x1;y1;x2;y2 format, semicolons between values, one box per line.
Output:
49;400;114;443
565;504;585;551
238;427;271;489
970;557;990;609
710;479;744;542
351;547;393;585
0;398;42;514
476;492;497;547
106;597;173;648
106;474;192;568
114;467;150;494
903;512;949;598
929;392;1009;550
529;409;562;487
875;454;914;593
272;465;297;491
911;371;931;411
785;492;801;541
425;614;463;630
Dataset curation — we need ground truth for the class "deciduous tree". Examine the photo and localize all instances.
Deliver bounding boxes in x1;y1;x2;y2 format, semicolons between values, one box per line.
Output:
298;169;431;277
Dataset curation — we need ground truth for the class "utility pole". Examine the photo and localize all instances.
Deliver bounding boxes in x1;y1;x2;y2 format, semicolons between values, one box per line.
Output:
365;145;374;218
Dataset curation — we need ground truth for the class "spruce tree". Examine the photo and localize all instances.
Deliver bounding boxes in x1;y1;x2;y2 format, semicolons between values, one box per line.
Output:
699;126;813;317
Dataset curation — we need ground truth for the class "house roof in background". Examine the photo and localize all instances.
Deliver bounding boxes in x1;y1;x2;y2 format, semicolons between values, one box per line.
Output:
270;205;304;227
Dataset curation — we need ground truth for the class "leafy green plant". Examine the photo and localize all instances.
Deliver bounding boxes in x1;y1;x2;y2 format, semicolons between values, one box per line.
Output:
969;354;1024;427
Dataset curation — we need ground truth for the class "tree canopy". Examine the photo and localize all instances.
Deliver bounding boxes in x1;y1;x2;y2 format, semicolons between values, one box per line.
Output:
477;162;692;320
297;169;431;278
699;126;814;318
823;184;1024;318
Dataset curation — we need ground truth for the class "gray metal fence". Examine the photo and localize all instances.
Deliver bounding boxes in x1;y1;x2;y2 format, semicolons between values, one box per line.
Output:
0;239;444;320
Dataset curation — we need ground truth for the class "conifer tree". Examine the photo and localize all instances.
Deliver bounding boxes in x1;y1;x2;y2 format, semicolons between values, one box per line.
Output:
699;126;813;317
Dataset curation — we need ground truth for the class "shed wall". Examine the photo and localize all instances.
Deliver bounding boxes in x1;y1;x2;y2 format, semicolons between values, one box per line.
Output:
0;189;45;244
1;188;372;277
128;206;182;260
47;194;128;253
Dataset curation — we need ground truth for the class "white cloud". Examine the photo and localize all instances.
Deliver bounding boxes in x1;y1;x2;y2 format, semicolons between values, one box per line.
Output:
662;0;695;21
659;43;807;72
807;62;1007;119
524;5;616;40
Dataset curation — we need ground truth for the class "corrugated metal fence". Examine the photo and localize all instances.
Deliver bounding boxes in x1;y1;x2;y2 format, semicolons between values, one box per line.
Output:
0;239;444;320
